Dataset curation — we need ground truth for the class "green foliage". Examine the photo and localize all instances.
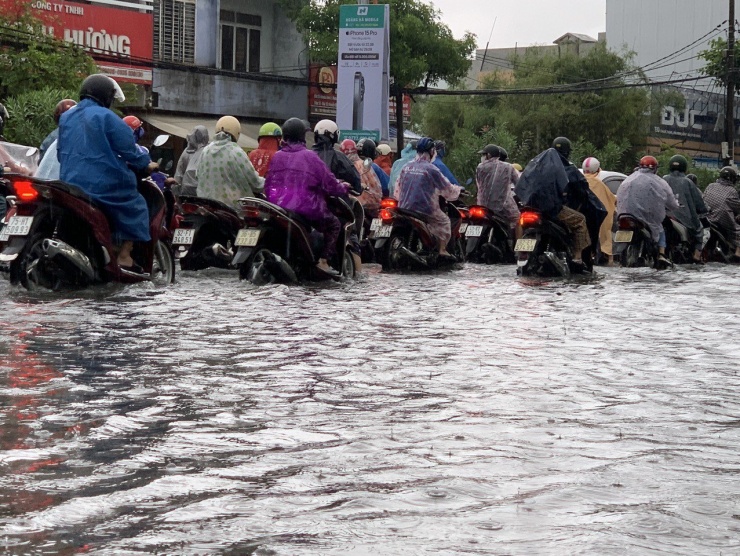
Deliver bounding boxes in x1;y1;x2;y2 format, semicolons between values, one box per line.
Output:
650;144;719;190
570;139;632;173
280;0;476;89
0;3;96;100
698;37;740;88
4;88;78;146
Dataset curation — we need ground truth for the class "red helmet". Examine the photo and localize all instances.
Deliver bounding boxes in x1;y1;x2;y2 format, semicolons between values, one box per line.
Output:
340;139;357;155
54;99;77;124
639;155;659;172
122;115;145;141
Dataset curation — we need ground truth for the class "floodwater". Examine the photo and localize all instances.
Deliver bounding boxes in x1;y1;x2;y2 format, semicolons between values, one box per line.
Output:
1;263;739;555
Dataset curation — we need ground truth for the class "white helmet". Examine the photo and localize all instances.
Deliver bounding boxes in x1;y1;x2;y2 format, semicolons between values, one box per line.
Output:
314;119;340;143
216;115;241;142
376;144;392;156
582;156;601;174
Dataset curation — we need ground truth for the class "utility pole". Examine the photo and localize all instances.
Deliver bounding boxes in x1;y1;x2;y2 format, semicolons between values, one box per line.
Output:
724;0;736;167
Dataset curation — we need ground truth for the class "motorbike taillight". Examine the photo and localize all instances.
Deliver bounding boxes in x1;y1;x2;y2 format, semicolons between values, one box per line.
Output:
380;198;398;209
469;206;487;219
519;211;541;228
618;217;636;230
380;208;394;222
181;203;200;215
12;180;39;203
242;207;262;220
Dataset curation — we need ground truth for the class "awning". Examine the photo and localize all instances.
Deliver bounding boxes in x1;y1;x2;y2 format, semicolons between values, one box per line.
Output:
136;113;260;150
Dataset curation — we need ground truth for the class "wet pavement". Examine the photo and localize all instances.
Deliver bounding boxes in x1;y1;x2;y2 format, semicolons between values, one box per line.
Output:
1;263;739;554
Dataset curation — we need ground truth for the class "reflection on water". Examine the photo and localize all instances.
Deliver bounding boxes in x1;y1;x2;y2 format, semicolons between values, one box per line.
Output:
1;264;740;554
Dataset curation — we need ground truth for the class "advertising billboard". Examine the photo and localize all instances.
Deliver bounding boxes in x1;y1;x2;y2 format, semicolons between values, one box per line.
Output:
336;4;390;142
14;0;153;84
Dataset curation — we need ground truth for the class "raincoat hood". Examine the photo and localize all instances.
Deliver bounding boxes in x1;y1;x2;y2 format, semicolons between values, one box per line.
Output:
257;136;280;151
186;126;209;153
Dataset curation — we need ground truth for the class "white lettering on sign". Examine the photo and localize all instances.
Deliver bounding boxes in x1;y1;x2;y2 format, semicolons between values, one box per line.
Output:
31;1;52;10
64;27;131;56
661;106;702;131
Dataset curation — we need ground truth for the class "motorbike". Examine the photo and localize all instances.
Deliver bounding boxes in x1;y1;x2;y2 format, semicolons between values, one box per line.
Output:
232;196;357;285
171;195;243;271
702;218;735;263
612;213;663;268
464;205;516;264
371;197;465;271
0;174;175;290
515;208;592;277
663;215;704;265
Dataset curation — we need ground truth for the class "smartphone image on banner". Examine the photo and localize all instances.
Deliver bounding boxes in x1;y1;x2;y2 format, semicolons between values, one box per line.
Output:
353;72;365;130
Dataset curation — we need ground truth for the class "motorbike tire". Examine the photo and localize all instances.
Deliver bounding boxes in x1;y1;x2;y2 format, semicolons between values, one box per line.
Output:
622;242;643;268
382;232;407;271
151;241;176;285
11;232;64;291
241;248;278;285
341;250;356;279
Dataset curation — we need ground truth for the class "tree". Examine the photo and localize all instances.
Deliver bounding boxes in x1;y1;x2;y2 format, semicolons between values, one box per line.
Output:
280;0;476;152
4;88;78;146
0;0;95;100
698;36;740;88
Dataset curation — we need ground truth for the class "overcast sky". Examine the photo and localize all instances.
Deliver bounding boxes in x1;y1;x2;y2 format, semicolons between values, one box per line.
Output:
430;0;607;49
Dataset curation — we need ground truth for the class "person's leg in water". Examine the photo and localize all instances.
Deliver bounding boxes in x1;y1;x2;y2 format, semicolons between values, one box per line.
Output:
310;214;341;274
557;206;590;263
657;230;670;264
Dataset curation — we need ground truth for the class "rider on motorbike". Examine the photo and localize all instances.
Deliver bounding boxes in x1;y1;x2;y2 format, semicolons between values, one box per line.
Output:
341;139;383;217
357;138;390;197
663;154;707;263
432;140;459;185
57;74;157;274
394;137;462;257
265;118;350;275
616;155;679;265
389;141;416;197
475;144;520;235
311;120;361;193
374;143;393;176
197;115;264;206
703;166;740;261
582;157;617;265
36;100;77;181
248;122;282;177
173;126;209;196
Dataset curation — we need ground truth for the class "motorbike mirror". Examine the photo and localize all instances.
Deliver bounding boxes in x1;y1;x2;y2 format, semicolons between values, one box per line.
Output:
153;134;170;147
165;160;173;172
157;157;163;167
26;147;39;157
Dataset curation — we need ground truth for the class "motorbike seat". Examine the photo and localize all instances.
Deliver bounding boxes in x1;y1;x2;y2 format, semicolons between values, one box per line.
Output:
397;207;429;222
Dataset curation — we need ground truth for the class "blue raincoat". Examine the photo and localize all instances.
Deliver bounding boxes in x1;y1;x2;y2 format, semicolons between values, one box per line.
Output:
58;98;152;243
372;162;390;197
388;143;416;197
433;156;459;185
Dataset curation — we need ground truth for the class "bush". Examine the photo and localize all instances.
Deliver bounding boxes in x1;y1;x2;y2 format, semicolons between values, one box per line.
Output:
4;88;77;147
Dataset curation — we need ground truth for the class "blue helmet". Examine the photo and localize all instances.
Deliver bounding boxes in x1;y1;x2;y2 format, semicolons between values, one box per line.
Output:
416;137;435;154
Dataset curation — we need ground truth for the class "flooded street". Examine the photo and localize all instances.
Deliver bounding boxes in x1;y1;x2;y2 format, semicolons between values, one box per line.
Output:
1;263;740;555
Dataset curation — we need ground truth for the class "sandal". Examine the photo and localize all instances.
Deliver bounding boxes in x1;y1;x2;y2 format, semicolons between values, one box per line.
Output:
119;262;148;276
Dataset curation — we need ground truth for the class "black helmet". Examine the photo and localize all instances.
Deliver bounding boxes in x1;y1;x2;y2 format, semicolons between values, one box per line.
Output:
551;136;571;159
686;173;698;185
358;138;377;159
668;154;688;173
720;166;738;184
281;117;308;143
416;137;435;154
477;144;501;158
80;74;121;108
499;147;509;162
434;140;446;157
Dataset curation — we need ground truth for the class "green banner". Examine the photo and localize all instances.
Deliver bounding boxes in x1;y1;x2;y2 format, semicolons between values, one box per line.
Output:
339;5;385;29
340;130;381;143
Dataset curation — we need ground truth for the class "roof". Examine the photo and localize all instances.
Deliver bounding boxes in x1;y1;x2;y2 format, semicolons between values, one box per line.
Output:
553;33;598;44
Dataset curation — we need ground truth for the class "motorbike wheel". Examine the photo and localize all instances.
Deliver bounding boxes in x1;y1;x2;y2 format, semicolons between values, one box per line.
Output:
241;248;278;285
151;241;176;285
383;233;406;271
341;250;356;279
12;233;64;291
622;242;643;268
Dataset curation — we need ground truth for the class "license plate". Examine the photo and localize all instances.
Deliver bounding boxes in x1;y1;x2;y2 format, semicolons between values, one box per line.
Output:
1;216;33;240
459;223;468;234
172;228;195;245
235;228;261;247
375;225;392;238
466;225;483;238
614;230;634;243
514;238;537;252
370;218;381;232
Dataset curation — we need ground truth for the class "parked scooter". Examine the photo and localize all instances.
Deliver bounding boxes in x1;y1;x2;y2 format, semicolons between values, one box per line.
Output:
465;205;516;264
612;213;663;268
0;174;175;290
515;208;591;277
172;196;243;271
232;196;357;285
372;197;465;271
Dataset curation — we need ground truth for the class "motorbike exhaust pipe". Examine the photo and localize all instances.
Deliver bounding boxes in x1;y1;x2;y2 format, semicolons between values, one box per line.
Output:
540;251;569;276
42;239;95;281
399;246;430;267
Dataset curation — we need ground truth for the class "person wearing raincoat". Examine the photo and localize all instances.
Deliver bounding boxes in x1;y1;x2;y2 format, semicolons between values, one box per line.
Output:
432;140;459;185
174;125;209;196
662;154;707;263
341;139;383;217
374;143;393;176
582;157;617;265
311;120;361;193
248;122;282;178
196;116;263;206
388;141;417;198
475;144;520;234
395;137;462;256
36;100;77;181
703;166;740;261
57;74;157;274
358;138;390;197
265;118;349;275
616;155;679;265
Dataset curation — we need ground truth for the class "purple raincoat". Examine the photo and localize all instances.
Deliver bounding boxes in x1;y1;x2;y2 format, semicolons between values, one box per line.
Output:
265;143;348;219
